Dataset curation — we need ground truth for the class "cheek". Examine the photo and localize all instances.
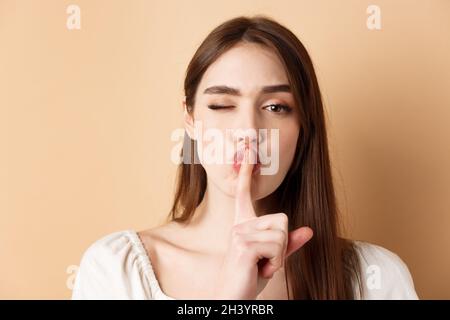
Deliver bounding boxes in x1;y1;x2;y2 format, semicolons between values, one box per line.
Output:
200;158;238;198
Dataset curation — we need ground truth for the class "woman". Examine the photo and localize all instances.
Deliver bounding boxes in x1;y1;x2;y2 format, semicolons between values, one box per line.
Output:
72;15;418;300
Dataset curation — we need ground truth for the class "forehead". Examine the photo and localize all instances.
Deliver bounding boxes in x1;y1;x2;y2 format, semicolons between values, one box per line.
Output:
197;42;289;96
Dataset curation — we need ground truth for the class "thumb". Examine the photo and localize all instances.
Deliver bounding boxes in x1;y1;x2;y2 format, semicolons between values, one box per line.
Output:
258;227;313;278
285;227;314;258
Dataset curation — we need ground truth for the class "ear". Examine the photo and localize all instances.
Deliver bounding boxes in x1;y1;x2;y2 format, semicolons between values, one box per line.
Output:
182;96;196;140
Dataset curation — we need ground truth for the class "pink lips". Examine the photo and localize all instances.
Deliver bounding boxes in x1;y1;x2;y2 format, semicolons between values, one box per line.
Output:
233;149;261;174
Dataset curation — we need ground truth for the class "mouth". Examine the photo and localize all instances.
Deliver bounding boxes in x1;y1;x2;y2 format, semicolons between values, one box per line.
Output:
232;149;261;175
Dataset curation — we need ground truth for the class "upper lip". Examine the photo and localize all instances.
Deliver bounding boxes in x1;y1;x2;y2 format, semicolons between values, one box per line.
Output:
233;147;260;165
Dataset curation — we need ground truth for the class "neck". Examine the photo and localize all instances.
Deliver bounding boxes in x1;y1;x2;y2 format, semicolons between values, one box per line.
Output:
180;180;278;255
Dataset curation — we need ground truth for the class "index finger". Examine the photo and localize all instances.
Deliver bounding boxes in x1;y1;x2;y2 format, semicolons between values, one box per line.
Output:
234;146;257;225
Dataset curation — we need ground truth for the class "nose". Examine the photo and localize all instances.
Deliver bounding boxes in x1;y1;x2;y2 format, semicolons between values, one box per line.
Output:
236;134;257;150
230;103;267;150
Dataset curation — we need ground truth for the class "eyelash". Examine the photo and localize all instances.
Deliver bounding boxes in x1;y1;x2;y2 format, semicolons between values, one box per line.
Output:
207;104;292;114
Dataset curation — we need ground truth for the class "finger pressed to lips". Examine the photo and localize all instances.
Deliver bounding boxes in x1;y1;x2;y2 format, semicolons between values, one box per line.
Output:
234;147;258;225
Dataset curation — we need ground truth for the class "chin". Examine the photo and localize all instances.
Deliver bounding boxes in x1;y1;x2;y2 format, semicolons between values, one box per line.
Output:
224;174;282;200
205;165;286;200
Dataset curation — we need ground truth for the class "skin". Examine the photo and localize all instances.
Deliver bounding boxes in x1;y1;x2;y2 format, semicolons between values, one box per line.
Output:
138;42;313;299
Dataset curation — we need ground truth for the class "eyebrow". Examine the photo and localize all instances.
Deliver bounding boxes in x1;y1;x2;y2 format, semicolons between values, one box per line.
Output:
203;84;291;96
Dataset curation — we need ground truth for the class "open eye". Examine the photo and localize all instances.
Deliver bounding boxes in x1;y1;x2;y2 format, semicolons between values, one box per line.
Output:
263;103;292;114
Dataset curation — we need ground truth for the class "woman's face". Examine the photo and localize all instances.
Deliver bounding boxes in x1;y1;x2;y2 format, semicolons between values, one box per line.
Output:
184;42;300;201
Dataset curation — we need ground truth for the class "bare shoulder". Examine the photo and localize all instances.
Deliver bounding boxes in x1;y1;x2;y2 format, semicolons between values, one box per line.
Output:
135;220;202;268
136;221;185;254
134;221;221;299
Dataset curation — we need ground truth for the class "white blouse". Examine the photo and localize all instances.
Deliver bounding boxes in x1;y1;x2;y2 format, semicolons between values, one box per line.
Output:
71;229;419;300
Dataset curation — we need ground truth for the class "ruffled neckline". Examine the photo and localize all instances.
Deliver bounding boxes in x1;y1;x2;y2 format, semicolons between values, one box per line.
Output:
126;229;176;300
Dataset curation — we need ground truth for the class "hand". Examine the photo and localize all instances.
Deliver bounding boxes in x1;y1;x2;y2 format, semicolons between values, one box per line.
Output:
213;146;313;299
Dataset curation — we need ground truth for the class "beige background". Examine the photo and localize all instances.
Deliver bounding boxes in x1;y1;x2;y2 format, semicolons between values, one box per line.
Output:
1;0;449;299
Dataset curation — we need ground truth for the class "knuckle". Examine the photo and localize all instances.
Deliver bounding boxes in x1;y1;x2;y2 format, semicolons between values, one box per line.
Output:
231;232;241;244
277;212;288;225
234;240;253;259
274;241;284;253
231;225;242;237
232;234;248;249
275;230;285;244
273;261;282;270
271;256;283;269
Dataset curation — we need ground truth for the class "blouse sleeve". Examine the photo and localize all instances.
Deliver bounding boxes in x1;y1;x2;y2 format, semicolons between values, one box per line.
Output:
353;241;419;300
71;230;154;300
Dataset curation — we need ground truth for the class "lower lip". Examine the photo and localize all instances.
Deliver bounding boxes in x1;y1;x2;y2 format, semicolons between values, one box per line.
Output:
233;162;261;175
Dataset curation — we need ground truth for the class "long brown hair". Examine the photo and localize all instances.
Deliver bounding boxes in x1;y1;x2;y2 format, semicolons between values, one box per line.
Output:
168;15;363;299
